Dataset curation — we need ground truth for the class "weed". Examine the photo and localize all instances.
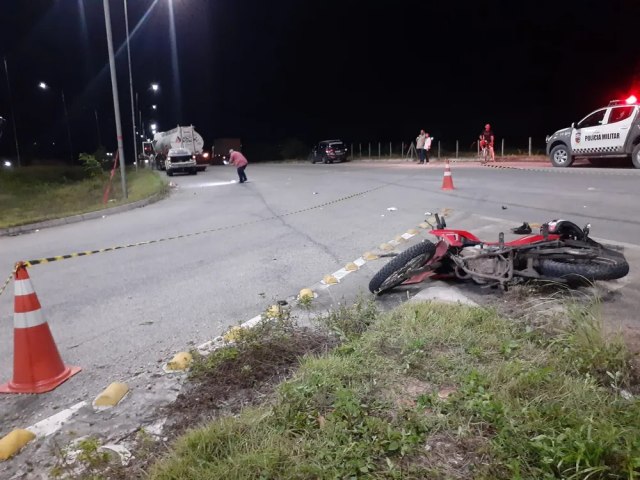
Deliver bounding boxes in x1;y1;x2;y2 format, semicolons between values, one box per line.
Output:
50;436;111;479
78;153;102;178
317;295;379;341
555;302;633;388
148;299;640;480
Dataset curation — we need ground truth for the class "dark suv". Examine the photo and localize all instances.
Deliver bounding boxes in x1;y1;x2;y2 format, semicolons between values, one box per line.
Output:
310;139;348;164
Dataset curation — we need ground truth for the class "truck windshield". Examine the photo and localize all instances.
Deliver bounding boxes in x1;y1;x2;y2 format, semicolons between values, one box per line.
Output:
170;155;192;163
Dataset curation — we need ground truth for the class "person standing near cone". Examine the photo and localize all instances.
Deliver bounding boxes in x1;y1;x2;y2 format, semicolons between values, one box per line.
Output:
423;133;433;164
228;148;249;184
416;129;426;163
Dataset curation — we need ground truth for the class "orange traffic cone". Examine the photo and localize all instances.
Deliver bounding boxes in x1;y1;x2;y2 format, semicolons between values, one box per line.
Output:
0;263;81;394
441;159;455;190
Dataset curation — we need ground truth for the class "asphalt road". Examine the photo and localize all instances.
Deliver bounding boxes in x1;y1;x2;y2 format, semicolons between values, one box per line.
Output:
1;160;639;430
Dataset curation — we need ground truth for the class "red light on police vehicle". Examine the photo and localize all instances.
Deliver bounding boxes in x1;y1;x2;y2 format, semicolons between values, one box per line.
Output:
625;95;637;104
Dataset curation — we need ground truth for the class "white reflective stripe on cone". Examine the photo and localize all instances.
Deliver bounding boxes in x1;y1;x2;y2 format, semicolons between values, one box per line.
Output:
15;279;35;296
15;310;46;329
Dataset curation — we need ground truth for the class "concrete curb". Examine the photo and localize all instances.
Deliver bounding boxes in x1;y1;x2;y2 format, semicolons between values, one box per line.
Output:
0;192;167;237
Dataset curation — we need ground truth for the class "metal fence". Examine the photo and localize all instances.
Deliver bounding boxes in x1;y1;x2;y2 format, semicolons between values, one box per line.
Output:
346;137;547;160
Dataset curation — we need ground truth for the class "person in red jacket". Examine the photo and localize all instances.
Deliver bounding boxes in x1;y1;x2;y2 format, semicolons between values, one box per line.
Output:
229;148;249;183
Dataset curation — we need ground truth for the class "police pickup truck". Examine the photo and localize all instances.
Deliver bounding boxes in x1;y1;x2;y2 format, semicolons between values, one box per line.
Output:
546;96;640;168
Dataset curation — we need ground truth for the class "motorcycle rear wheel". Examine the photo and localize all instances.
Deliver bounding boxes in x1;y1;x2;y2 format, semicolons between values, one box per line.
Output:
369;241;437;294
538;248;629;284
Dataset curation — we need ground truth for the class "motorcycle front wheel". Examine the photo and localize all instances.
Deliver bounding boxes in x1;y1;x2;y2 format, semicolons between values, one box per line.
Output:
369;241;437;295
538;247;629;284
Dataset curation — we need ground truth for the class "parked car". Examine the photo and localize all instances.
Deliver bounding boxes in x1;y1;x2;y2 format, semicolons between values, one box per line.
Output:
165;147;197;176
309;139;348;164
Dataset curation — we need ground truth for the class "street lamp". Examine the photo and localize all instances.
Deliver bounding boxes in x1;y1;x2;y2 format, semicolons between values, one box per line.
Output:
38;81;74;162
152;105;157;110
3;56;22;167
151;83;159;92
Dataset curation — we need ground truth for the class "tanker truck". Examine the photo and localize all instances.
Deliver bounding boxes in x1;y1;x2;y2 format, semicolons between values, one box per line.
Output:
151;125;209;171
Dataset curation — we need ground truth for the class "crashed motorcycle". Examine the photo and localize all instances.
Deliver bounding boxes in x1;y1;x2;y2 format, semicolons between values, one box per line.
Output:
369;215;629;295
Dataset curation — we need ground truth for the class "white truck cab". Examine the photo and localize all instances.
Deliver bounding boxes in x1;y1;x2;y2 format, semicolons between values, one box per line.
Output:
546;96;640;168
165;147;197;176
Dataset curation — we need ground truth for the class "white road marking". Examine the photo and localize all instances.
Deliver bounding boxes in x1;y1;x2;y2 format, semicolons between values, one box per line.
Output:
27;401;87;438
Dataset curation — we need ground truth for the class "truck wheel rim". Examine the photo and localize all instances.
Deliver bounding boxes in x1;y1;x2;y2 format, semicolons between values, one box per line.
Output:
554;151;567;164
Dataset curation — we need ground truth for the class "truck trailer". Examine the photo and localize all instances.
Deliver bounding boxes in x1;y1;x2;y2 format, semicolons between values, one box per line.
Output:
151;125;209;171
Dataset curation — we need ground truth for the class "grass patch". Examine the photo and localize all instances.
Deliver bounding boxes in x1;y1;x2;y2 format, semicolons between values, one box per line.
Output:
0;166;168;228
148;300;640;479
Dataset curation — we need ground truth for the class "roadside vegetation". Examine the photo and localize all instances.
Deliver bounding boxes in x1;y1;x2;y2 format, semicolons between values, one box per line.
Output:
143;296;639;479
0;158;167;229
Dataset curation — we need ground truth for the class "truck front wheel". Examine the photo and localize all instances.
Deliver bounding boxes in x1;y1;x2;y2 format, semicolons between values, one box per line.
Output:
632;144;640;169
550;144;574;168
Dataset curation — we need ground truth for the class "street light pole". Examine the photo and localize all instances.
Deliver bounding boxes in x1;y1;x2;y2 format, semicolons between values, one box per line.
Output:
123;0;138;170
61;89;74;162
103;0;127;199
2;56;21;167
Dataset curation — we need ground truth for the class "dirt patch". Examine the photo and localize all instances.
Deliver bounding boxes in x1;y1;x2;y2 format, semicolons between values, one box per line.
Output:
106;327;337;479
402;432;492;479
163;328;335;435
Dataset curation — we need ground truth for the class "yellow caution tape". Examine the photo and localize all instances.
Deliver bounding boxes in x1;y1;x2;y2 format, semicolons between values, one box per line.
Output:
0;186;385;298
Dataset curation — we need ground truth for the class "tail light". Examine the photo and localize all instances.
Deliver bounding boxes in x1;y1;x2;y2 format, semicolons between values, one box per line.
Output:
326;147;334;154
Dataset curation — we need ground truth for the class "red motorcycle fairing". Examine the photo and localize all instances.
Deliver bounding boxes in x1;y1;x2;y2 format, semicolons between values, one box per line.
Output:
494;233;561;246
429;229;481;246
430;229;562;247
402;240;451;285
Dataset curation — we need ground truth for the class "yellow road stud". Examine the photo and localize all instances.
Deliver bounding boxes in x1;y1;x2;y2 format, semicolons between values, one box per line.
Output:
394;235;406;243
93;382;129;408
379;243;394;251
363;252;379;260
298;288;314;300
323;274;338;285
266;304;282;317
419;222;431;229
166;352;193;371
406;229;419;235
345;262;358;271
0;429;36;461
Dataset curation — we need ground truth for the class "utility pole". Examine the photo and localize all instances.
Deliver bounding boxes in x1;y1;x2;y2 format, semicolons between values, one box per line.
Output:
103;0;127;198
3;56;21;167
94;109;102;147
61;89;74;162
124;0;138;170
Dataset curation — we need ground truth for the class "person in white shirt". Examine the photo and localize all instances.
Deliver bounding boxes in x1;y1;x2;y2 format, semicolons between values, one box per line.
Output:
423;133;433;164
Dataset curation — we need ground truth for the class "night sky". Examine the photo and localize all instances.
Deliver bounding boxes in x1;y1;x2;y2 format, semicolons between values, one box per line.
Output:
1;0;639;161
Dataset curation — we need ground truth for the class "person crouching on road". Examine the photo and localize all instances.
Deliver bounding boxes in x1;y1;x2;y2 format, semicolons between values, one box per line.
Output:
229;148;248;183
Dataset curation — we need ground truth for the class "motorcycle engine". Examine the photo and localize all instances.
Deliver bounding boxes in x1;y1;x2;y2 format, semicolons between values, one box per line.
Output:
457;246;509;280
